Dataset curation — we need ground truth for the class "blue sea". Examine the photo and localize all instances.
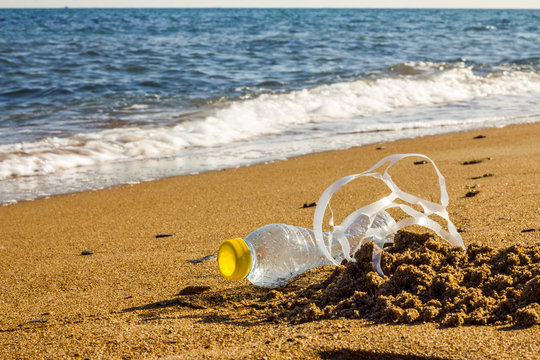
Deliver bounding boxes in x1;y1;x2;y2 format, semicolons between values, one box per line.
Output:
1;8;539;204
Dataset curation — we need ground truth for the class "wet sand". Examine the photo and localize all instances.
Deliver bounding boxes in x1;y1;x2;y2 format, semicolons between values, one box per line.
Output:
1;122;539;359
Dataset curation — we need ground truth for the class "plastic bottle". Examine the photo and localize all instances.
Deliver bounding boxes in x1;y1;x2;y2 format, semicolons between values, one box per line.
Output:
218;210;396;288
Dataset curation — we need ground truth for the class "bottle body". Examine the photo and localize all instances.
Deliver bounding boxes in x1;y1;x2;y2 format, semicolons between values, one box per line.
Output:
243;211;395;287
244;224;333;287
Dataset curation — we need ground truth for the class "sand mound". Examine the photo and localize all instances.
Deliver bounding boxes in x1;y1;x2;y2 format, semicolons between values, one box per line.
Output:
272;232;540;327
169;231;539;328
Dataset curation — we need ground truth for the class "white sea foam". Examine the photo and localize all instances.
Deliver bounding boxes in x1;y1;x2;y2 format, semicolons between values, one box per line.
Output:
1;66;539;181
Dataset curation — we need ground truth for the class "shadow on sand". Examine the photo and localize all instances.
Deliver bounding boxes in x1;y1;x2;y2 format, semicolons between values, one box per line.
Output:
319;349;451;360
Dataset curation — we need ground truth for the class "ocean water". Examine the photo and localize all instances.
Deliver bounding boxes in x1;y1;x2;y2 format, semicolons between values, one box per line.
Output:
1;8;539;204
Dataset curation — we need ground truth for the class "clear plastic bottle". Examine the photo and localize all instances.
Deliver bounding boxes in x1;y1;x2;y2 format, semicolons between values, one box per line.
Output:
218;210;395;288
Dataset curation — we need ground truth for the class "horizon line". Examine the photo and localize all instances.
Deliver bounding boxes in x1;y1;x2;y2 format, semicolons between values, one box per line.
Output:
1;6;539;9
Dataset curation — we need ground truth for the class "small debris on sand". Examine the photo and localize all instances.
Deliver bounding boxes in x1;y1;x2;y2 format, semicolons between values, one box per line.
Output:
413;160;428;165
471;173;494;180
462;160;483;165
80;250;94;256
155;234;173;238
462;158;491;165
473;135;486;139
188;254;217;264
465;190;480;198
301;202;317;208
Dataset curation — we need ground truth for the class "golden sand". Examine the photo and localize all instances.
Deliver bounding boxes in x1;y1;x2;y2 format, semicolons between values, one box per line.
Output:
1;123;539;359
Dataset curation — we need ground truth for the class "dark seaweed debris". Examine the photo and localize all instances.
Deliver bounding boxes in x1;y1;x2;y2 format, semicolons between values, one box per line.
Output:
464;190;480;198
462;159;483;165
155;234;173;238
471;173;493;180
275;232;540;327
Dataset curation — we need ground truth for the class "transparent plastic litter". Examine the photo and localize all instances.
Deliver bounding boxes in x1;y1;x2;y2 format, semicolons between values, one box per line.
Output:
220;211;395;288
217;153;465;288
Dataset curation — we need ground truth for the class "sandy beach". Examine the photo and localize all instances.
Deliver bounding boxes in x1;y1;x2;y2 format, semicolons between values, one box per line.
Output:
1;122;539;359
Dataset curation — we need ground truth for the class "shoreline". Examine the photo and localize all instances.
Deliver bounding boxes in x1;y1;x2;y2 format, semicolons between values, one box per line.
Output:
2;119;539;206
1;122;539;359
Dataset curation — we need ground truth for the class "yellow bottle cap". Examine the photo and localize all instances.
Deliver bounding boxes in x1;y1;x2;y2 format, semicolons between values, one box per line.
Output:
218;238;251;280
